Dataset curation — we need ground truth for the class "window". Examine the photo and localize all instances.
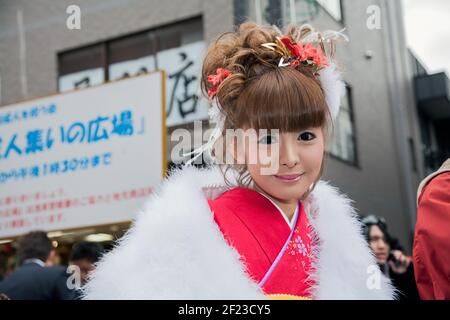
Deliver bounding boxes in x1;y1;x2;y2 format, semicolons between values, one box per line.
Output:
316;0;343;22
234;0;250;26
329;85;357;165
108;32;156;81
279;0;342;24
58;44;106;91
57;17;207;127
282;0;321;24
234;0;343;28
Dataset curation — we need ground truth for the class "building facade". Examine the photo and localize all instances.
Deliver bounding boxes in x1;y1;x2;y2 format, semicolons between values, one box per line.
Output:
0;0;428;252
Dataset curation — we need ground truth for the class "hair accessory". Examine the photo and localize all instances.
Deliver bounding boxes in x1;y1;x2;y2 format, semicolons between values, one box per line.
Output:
260;25;348;120
207;68;233;98
262;36;328;72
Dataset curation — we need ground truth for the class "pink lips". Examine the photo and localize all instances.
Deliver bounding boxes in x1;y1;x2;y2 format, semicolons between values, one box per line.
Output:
274;173;304;182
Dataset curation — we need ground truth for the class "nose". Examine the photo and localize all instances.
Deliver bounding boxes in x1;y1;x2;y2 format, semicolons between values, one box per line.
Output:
280;138;299;168
375;239;387;250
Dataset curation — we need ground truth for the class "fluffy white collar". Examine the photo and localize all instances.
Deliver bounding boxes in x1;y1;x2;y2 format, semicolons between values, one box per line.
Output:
83;166;395;299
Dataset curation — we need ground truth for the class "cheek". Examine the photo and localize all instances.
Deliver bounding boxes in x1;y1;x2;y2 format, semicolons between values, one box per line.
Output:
247;163;273;189
301;144;324;174
247;163;263;179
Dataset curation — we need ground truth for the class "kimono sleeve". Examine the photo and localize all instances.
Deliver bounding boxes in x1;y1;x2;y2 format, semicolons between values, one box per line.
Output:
414;172;450;300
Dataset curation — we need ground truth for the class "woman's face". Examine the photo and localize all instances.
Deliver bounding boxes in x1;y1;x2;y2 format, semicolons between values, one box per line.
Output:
369;225;390;265
240;127;325;204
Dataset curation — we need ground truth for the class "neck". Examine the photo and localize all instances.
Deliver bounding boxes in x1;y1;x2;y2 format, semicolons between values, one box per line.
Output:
254;186;298;221
23;258;46;267
275;200;298;222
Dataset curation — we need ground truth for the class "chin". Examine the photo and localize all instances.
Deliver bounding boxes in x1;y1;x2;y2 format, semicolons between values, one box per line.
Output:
377;259;387;266
269;189;306;202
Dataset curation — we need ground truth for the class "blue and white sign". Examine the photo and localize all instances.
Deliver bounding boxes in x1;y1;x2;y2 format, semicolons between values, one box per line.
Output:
0;72;166;238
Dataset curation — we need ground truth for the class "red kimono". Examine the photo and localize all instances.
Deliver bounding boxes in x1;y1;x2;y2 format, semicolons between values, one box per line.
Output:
208;187;314;299
414;162;450;300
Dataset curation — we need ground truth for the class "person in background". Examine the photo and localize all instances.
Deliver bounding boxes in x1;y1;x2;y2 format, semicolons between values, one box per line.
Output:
0;231;76;300
0;293;10;300
0;251;6;282
69;241;103;287
414;158;450;300
0;243;16;280
362;215;420;300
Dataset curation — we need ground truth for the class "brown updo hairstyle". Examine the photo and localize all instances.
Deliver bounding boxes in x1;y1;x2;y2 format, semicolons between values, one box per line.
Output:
201;22;335;192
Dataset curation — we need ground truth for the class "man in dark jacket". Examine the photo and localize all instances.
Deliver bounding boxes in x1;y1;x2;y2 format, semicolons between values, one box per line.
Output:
69;241;103;299
0;231;76;300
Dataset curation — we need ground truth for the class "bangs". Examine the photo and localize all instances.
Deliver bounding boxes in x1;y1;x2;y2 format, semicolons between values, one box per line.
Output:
233;67;329;132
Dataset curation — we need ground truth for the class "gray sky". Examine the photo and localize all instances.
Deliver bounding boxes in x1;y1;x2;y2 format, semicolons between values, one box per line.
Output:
402;0;450;75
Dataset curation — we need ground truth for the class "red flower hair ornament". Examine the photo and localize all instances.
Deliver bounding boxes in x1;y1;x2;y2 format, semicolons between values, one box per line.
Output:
207;68;233;98
262;35;328;73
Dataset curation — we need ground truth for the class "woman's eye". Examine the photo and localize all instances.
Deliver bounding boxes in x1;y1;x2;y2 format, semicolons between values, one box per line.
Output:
258;135;277;144
298;132;316;141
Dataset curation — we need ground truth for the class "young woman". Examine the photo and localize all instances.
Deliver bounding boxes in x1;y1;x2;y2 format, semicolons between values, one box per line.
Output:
83;22;395;300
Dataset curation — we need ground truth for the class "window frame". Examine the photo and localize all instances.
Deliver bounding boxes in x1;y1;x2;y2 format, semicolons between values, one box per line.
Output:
56;16;203;91
328;82;359;167
316;0;345;24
